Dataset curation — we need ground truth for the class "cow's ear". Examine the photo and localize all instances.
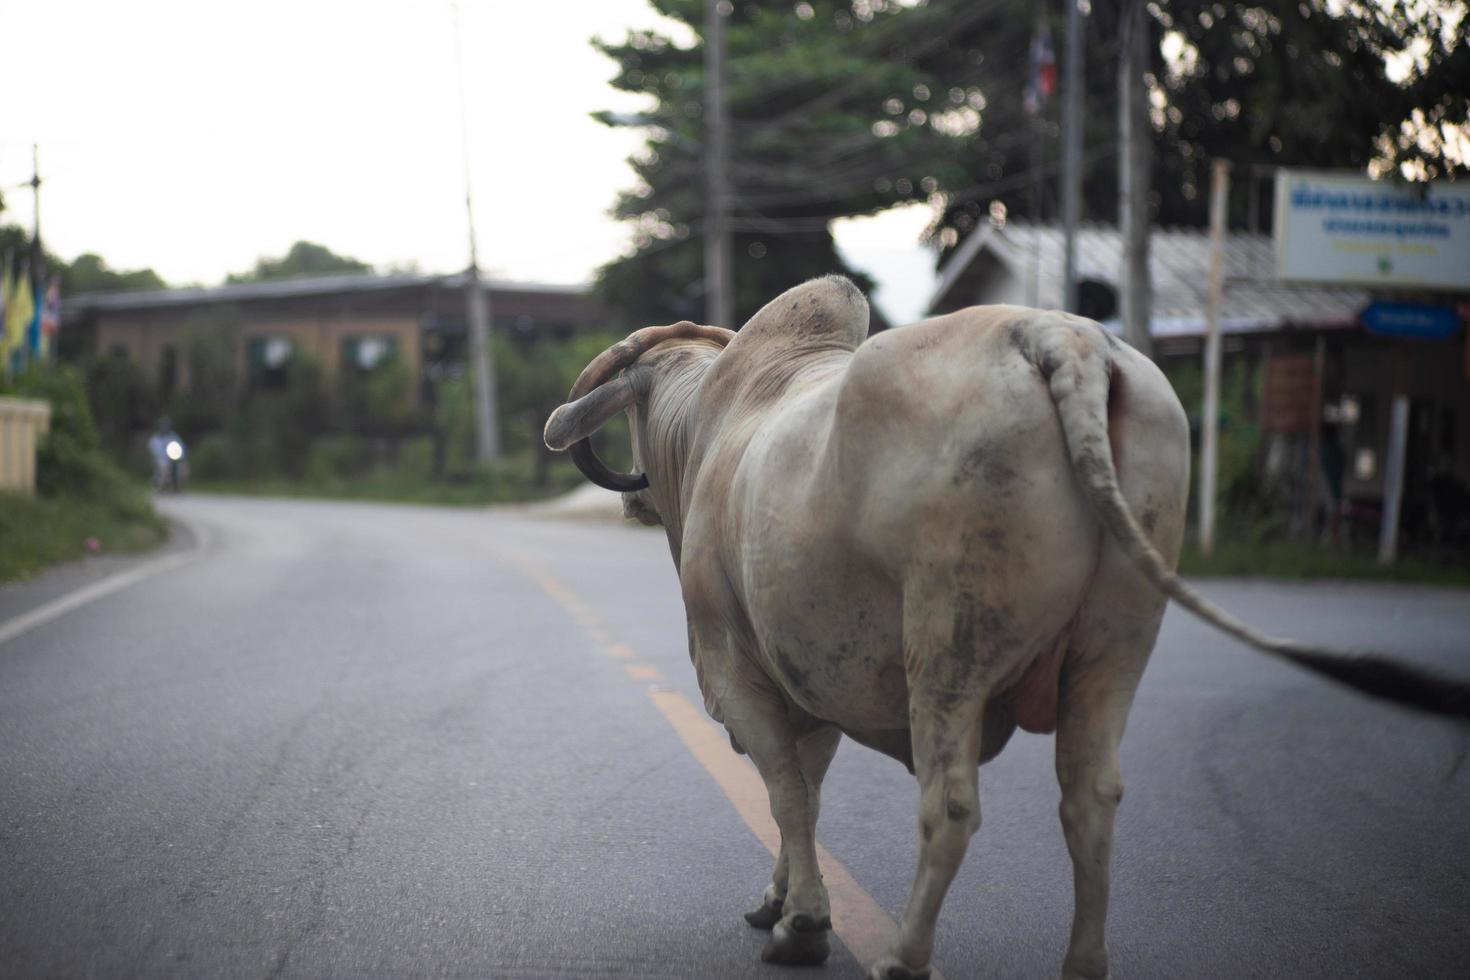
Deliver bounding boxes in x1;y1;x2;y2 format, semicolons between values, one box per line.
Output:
544;376;638;452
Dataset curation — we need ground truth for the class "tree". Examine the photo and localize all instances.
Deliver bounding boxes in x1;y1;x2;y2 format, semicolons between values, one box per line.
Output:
2;225;167;296
227;241;372;283
597;1;1467;315
64;253;166;295
1147;1;1469;228
593;0;1028;327
0;224;63;279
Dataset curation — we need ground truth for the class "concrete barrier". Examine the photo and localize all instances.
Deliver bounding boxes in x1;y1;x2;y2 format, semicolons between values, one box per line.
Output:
0;397;51;495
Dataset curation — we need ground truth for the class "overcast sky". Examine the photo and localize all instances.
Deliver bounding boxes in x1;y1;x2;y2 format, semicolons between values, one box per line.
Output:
0;0;937;322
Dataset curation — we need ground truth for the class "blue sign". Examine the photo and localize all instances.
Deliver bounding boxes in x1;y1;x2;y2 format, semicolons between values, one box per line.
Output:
1360;301;1463;339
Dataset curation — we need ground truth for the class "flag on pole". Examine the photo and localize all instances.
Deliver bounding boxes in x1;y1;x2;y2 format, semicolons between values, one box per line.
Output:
3;261;33;358
38;277;61;360
1024;23;1057;116
25;278;43;357
0;261;10;359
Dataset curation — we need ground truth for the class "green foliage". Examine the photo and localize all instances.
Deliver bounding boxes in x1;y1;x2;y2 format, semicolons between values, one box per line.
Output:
0;366;165;581
192;446;585;507
85;350;158;459
1177;516;1470;587
1164;356;1263;522
595;0;1468;309
188;432;240;482
170;309;244;435
593;0;959;325
336;353;417;436
227;241;372;283
1150;1;1469;224
2;364;108;495
239;356;333;478
0;491;167;582
0;225;166;296
0;224;64;276
63;253;167;295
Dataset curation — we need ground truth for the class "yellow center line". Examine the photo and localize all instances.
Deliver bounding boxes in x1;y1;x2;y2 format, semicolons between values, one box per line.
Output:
516;559;934;978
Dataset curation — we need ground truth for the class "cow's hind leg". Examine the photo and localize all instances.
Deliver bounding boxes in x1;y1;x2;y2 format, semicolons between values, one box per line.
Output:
746;725;841;931
1054;543;1169;980
869;581;1006;980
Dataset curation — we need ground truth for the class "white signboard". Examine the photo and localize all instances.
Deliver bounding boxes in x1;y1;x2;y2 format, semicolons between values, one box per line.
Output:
1275;169;1470;292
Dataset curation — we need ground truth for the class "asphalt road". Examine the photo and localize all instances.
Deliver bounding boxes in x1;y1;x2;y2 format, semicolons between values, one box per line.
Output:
1;495;1467;979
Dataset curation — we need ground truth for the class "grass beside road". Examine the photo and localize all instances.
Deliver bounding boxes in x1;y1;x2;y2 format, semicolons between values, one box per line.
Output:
0;490;169;583
190;466;584;508
1177;530;1470;588
189;477;547;506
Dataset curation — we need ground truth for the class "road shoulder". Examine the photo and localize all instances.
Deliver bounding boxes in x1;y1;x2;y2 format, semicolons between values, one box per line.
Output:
0;514;198;627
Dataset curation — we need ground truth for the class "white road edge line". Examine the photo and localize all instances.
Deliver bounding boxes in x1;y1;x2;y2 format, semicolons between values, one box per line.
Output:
0;515;210;648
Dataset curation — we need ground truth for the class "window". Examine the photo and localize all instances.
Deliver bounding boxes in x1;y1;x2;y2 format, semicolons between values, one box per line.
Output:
341;335;398;372
247;336;294;388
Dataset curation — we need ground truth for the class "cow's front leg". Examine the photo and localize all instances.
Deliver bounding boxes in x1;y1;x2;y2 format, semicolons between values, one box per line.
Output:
745;726;840;932
723;697;837;965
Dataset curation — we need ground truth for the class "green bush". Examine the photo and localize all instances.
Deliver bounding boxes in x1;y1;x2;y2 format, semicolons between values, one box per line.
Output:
2;364;127;499
170;310;243;435
303;435;368;483
1163;357;1263;522
0;365;166;580
85;351;158;459
189;432;241;481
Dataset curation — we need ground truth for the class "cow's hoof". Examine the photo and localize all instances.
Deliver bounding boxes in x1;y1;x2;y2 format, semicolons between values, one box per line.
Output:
744;893;784;930
866;954;931;980
760;914;831;965
1060;951;1110;979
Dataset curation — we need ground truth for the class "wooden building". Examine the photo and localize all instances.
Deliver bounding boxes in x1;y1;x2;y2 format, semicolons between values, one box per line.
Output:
61;272;606;401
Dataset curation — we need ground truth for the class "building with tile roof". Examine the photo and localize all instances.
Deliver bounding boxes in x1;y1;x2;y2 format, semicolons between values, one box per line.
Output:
61;272;605;401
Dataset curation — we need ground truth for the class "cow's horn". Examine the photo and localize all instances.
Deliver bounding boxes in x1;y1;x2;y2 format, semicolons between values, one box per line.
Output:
564;321;735;492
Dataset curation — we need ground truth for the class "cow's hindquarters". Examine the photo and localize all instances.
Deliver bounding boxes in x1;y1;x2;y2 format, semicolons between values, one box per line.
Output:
1053;343;1188;980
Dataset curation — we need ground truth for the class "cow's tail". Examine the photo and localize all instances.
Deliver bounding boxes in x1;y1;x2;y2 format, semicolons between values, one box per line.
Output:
1035;317;1470;723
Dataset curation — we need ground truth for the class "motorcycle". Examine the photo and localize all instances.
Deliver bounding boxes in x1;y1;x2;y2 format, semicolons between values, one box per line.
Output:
153;437;189;492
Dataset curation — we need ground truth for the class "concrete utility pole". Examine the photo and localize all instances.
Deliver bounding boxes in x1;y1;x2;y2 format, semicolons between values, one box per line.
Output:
29;145;42;258
1061;0;1085;313
1378;392;1410;565
1118;0;1153;358
703;0;734;328
451;0;501;463
1199;159;1230;557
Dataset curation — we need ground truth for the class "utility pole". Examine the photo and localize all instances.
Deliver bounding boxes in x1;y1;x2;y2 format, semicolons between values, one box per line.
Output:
703;0;734;328
1024;8;1051;310
1028;116;1044;309
1060;0;1084;313
1199;159;1230;557
451;0;501;463
1118;0;1153;357
26;145;44;363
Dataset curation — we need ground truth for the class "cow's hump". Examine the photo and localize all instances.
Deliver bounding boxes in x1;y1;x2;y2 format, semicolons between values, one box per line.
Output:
727;275;869;356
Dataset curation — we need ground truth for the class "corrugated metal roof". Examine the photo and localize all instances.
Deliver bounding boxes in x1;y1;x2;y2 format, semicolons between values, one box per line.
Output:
930;221;1370;336
62;271;591;315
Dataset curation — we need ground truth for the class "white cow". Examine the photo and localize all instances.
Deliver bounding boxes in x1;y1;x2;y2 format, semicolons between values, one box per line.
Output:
545;276;1467;980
